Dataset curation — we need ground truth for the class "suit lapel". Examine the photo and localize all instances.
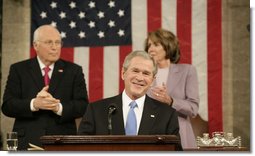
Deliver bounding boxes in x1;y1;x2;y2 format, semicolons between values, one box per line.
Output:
111;94;126;135
29;57;44;90
138;96;158;135
49;60;65;93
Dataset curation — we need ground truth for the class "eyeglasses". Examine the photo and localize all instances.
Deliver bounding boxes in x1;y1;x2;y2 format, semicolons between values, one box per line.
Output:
37;40;63;47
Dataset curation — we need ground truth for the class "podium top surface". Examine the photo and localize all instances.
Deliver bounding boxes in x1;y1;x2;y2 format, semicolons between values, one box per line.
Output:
40;135;180;144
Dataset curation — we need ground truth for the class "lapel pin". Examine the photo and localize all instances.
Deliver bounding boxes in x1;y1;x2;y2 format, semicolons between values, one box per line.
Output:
150;115;155;118
58;69;63;72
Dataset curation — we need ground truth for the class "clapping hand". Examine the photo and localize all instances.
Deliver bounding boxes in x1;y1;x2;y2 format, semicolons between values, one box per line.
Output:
151;83;173;105
33;86;60;112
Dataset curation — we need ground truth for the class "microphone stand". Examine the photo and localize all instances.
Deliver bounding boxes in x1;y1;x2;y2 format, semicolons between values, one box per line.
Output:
108;104;116;135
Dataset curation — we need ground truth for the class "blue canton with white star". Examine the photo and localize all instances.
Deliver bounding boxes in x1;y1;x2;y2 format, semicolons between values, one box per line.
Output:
31;0;131;47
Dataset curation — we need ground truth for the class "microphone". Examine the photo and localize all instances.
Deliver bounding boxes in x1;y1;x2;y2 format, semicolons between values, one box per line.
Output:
108;103;117;135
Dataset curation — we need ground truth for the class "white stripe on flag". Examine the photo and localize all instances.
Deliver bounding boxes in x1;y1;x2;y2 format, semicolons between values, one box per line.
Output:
74;47;90;97
103;46;120;98
192;0;208;121
132;0;148;50
162;0;177;35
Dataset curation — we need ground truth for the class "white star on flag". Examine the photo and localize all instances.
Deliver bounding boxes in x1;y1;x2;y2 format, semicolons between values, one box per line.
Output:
108;1;115;8
69;1;76;9
97;11;105;19
69;21;76;29
88;21;95;28
98;31;105;38
40;12;47;19
78;12;85;19
78;31;86;39
118;10;124;17
117;29;125;37
88;1;96;8
50;2;57;9
59;12;66;19
108;20;115;28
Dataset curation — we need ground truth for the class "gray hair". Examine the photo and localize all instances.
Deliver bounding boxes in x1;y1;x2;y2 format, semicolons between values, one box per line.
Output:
123;50;158;76
33;25;61;42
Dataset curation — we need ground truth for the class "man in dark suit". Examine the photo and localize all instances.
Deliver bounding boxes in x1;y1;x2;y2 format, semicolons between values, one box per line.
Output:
1;25;89;150
78;51;180;138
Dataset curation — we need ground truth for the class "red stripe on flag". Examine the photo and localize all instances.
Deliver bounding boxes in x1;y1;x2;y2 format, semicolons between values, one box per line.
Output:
30;48;36;57
119;46;132;93
177;0;192;64
60;48;74;62
89;47;104;102
147;0;162;32
207;0;223;134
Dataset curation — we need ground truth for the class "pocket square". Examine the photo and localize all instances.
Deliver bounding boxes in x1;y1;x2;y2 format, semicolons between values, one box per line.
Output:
150;115;155;118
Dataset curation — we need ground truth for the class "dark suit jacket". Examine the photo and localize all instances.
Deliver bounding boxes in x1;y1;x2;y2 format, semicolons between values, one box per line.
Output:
1;57;89;150
78;94;179;136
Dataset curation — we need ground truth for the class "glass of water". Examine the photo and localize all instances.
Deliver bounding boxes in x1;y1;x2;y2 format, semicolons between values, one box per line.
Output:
6;132;18;151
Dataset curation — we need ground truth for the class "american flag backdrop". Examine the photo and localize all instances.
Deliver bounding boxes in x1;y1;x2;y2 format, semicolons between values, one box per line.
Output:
30;0;223;134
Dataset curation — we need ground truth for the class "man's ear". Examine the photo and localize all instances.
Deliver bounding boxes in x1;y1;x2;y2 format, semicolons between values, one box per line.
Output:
33;41;38;51
121;67;125;80
153;75;156;80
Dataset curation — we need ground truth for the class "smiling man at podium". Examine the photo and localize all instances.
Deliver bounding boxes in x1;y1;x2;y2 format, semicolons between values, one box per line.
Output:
78;51;180;144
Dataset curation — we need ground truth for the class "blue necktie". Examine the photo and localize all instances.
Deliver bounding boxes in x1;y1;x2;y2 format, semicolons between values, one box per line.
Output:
125;101;137;135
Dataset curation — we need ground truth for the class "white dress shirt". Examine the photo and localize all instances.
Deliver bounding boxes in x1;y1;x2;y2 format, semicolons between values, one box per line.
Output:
122;90;145;133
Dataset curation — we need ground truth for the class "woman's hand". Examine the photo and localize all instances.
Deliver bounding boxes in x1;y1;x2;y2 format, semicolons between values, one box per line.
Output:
151;83;173;106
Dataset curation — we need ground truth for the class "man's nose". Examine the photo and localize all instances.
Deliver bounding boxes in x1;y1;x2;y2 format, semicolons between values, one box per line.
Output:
136;72;144;80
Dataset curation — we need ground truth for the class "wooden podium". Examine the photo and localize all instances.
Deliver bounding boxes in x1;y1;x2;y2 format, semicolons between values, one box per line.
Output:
40;135;181;151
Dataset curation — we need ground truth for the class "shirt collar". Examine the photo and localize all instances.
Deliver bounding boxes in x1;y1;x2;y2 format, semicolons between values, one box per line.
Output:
122;90;146;108
37;56;54;70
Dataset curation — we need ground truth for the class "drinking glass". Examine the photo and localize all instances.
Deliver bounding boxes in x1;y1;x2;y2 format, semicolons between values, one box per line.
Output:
6;132;18;151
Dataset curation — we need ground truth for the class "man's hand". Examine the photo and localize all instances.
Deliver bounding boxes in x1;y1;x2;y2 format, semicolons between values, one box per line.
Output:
37;86;52;98
33;86;60;112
